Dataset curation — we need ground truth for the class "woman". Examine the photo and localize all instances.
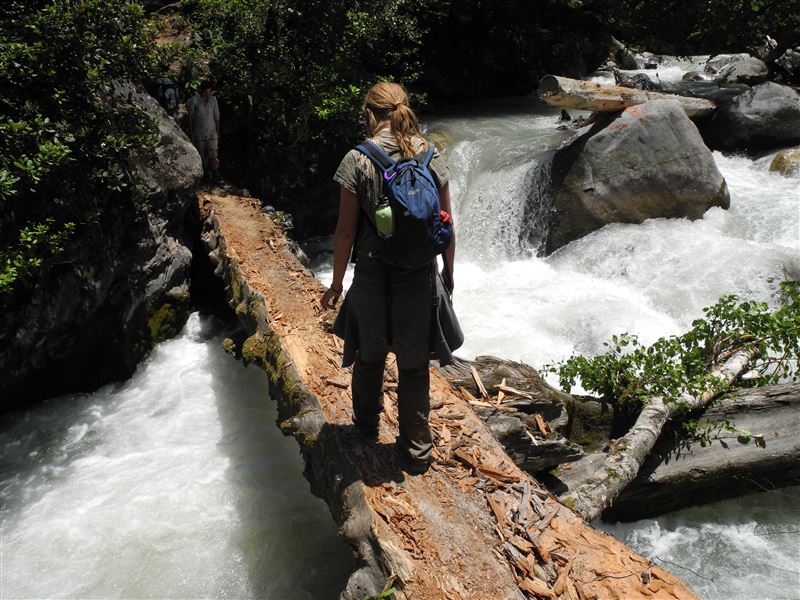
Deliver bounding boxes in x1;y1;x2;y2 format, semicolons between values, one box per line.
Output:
320;82;459;475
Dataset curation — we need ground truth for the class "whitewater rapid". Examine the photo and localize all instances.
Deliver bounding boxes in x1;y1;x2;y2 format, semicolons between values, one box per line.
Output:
0;314;353;599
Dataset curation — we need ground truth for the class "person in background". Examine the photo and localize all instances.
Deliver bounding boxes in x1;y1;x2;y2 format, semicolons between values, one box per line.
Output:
320;82;459;475
187;81;220;183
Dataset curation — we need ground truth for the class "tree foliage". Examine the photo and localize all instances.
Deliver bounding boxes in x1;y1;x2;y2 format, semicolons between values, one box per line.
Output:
549;282;800;410
0;0;158;297
175;0;424;227
584;0;800;54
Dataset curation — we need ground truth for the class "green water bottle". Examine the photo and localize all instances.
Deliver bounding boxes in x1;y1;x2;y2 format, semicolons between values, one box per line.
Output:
374;200;394;238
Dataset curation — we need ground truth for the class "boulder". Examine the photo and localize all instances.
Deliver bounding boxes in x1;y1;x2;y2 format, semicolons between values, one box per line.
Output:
769;147;800;176
704;53;752;74
0;82;202;409
704;53;769;84
705;82;800;152
539;99;730;255
716;57;769;84
773;45;800;84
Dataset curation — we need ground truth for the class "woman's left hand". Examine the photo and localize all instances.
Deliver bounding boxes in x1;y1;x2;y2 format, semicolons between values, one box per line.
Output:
321;286;342;309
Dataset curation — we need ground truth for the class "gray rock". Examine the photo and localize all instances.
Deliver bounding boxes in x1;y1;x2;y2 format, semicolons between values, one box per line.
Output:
774;46;800;84
706;82;800;152
0;82;202;408
716;56;769;84
541;99;730;254
704;53;753;74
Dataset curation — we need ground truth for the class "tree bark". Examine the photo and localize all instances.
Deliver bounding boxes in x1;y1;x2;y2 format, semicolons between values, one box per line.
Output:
537;75;717;118
198;189;699;599
559;351;752;522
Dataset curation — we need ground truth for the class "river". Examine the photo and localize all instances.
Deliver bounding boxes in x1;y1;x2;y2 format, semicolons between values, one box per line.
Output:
0;314;354;599
2;61;798;598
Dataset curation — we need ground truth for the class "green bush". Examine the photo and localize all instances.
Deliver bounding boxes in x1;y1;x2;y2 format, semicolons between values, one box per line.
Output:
0;0;158;297
176;0;424;227
584;0;800;54
549;281;800;410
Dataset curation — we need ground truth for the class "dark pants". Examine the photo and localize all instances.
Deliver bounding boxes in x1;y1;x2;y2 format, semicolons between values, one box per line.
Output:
352;352;432;463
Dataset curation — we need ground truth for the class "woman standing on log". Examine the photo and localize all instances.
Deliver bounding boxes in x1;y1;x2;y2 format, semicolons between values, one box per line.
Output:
321;82;461;475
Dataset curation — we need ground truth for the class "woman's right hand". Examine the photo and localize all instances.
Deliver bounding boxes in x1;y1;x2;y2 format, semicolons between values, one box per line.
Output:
321;286;343;310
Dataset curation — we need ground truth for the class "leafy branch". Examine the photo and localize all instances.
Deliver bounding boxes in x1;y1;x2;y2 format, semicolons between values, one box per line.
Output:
547;281;800;410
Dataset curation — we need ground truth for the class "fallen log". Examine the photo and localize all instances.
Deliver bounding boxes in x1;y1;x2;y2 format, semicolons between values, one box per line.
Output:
603;382;800;520
197;189;697;599
558;351;753;522
537;75;717;118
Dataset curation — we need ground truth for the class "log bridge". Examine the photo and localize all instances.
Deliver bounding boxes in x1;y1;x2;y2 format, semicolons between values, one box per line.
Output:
197;188;697;600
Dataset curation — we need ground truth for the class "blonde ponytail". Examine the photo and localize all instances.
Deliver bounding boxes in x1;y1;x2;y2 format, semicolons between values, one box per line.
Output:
364;82;427;158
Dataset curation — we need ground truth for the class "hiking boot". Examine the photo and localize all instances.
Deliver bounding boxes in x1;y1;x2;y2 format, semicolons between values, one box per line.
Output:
397;445;431;475
353;418;379;442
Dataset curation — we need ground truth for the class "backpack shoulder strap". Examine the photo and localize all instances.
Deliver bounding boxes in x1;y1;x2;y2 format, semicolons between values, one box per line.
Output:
355;139;397;177
418;143;435;168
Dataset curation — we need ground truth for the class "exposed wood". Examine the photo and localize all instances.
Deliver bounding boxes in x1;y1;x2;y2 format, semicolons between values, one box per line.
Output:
497;378;506;407
496;383;535;399
560;351;753;522
537;75;717;118
471;365;490;399
198;188;698;599
326;377;349;389
534;414;551;436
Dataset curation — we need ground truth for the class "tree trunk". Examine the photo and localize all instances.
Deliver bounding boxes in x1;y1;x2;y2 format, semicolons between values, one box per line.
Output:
198;189;699;599
559;351;752;522
537;75;717;118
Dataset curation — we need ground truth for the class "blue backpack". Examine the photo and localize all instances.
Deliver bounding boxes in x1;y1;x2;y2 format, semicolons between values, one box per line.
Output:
355;139;452;269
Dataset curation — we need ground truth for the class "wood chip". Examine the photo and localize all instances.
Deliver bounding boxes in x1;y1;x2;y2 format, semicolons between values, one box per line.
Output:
496;378;506;407
487;493;507;527
470;366;489;399
518;577;555;598
440;423;451;445
553;558;575;596
526;429;540;446
458;386;478;403
496;383;534;399
453;447;479;470
534;413;551;436
509;534;533;554
468;399;495;408
325;377;349;389
477;463;521;483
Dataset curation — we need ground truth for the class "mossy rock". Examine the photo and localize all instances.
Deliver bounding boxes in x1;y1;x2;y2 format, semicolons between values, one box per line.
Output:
769;147;800;177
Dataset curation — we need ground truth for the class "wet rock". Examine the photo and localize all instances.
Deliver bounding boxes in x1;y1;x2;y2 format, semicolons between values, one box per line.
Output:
773;45;800;84
704;53;753;74
540;99;729;255
705;82;800;152
0;82;202;408
614;69;661;90
698;54;769;84
769;147;800;176
609;38;638;71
